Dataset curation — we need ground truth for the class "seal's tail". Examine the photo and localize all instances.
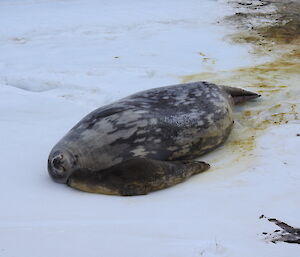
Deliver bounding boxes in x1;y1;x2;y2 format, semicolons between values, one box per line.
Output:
223;86;261;105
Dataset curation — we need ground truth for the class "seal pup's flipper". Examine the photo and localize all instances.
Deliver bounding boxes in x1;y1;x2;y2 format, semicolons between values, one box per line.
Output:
67;158;210;196
223;86;261;104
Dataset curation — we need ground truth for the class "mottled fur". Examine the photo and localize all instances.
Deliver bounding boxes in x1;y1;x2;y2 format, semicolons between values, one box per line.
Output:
48;81;259;195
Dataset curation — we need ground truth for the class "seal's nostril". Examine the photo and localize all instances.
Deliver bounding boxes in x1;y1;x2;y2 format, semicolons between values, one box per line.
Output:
52;156;63;169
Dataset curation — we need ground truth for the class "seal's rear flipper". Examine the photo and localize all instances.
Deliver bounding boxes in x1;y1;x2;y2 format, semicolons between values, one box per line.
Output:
67;158;210;196
223;86;261;104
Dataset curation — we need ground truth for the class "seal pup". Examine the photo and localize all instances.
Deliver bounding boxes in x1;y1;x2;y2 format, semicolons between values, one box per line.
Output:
48;81;260;196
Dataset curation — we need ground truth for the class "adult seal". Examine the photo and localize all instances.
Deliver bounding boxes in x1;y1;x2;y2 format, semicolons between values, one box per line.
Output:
48;81;260;196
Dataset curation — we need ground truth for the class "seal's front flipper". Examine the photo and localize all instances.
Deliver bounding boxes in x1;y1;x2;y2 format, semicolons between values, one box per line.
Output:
223;86;261;104
67;158;210;196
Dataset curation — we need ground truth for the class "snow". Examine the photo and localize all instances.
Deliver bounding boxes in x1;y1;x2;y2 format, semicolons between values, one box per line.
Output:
0;0;299;256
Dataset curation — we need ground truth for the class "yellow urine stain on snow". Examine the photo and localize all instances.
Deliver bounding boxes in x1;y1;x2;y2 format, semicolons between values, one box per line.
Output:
229;136;256;153
181;72;216;84
181;0;300;166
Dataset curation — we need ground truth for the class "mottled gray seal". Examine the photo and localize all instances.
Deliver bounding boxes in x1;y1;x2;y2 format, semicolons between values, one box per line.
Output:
48;81;260;196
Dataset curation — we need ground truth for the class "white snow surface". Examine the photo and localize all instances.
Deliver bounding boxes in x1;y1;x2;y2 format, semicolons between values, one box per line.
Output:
0;1;299;256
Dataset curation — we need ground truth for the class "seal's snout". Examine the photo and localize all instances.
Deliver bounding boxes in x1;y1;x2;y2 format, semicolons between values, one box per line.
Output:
48;150;74;184
52;154;64;170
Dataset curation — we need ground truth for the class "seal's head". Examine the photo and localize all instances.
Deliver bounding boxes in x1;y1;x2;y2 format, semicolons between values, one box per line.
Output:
48;149;78;183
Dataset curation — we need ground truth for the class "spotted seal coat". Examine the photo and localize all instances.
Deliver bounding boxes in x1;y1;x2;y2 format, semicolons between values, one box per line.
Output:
48;81;260;195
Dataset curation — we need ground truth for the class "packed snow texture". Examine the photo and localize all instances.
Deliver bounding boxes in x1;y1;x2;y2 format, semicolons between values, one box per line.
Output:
0;0;299;256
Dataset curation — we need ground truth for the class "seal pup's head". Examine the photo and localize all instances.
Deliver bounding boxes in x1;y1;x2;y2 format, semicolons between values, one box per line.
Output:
48;149;78;183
